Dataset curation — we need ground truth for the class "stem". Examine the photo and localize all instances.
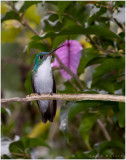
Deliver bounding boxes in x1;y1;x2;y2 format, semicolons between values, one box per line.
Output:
97;119;111;141
1;93;125;103
68;80;80;91
11;152;31;158
88;36;115;54
23;20;39;36
113;18;125;32
55;54;85;90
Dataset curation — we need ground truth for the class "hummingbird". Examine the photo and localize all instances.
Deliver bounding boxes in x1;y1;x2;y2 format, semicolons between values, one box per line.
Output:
31;45;64;123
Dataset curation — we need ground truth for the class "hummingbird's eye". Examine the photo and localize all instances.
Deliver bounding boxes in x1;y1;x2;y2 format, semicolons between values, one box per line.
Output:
39;55;43;59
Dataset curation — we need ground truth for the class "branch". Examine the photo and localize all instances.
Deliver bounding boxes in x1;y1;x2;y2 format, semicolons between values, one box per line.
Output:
1;93;125;103
97;119;111;141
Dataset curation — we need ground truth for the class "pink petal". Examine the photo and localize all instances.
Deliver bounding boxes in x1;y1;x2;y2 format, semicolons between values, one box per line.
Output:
51;40;83;80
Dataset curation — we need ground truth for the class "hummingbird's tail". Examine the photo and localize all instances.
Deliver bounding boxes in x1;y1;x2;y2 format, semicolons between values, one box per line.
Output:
41;100;57;123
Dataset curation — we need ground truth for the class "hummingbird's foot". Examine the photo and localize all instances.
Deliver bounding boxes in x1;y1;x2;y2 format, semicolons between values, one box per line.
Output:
26;93;38;98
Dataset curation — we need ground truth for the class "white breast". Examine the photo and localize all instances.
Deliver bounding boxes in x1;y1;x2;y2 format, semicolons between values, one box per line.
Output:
34;56;53;93
33;56;53;113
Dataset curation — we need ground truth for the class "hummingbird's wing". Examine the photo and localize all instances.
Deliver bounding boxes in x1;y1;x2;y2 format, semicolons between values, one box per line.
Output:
31;72;36;93
31;73;57;123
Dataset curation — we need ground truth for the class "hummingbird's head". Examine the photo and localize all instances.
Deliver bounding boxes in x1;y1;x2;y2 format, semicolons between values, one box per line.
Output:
33;52;51;71
35;52;50;66
33;45;65;71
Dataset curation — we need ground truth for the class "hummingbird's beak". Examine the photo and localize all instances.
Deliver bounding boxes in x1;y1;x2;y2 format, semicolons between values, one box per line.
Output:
48;45;65;56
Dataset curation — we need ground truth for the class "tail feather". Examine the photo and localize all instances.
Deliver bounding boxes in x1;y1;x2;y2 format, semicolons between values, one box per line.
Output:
40;100;57;123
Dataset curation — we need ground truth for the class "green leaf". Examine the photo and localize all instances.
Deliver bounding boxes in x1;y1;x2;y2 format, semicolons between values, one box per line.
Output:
20;1;40;13
68;101;101;121
32;25;121;41
117;102;125;128
57;25;121;41
9;137;49;158
2;154;11;159
78;48;100;74
71;140;124;159
114;1;125;7
9;140;25;155
1;11;20;22
21;137;49;148
52;35;68;48
93;58;125;78
94;140;125;154
52;35;78;48
91;57;125;93
65;2;90;24
80;113;98;149
98;101;118;117
27;41;49;53
92;79;115;94
58;1;71;22
101;149;114;158
58;81;78;93
70;151;90;159
68;100;117;122
70;148;98;159
88;7;107;25
41;14;62;32
1;107;9;115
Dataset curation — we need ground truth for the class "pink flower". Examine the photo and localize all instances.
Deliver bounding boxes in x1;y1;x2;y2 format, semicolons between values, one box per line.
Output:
51;40;83;80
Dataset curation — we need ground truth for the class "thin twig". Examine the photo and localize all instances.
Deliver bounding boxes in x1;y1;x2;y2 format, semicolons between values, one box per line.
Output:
107;2;125;32
88;36;115;54
97;119;111;141
22;19;39;36
96;2;125;32
68;80;80;91
96;3;110;9
22;19;50;48
45;10;81;26
1;93;125;103
113;18;125;32
55;54;85;90
11;152;30;158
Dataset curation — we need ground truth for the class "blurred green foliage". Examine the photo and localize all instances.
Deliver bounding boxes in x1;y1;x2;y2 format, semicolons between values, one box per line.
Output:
1;1;125;159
